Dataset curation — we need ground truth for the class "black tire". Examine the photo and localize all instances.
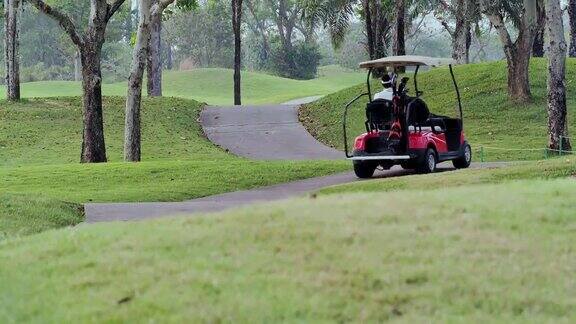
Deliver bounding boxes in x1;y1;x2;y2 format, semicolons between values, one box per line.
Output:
353;161;377;178
453;143;472;169
417;148;437;174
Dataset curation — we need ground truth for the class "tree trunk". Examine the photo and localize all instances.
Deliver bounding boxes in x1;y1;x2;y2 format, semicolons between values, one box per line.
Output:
393;0;406;57
125;0;152;162
452;0;472;64
147;2;162;97
80;45;107;163
569;0;576;57
74;50;82;81
29;0;127;163
232;0;243;105
363;0;375;59
532;27;545;57
4;0;21;101
483;0;537;102
533;1;545;57
506;49;532;102
371;0;387;59
546;0;572;151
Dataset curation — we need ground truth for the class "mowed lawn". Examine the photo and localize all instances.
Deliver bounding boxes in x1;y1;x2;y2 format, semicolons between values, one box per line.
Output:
0;97;348;239
300;58;576;161
1;159;575;321
0;65;364;105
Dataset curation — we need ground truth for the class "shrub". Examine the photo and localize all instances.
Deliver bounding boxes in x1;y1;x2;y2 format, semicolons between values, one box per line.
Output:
269;42;321;80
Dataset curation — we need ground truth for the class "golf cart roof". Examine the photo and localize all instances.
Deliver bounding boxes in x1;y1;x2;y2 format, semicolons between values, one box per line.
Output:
359;55;456;69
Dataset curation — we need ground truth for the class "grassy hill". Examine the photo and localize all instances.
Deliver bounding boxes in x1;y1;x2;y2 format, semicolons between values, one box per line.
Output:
1;158;575;322
3;60;576;321
0;65;364;105
300;59;576;161
0;97;348;239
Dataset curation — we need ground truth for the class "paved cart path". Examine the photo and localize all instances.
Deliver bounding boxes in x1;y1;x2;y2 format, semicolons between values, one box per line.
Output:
85;101;507;222
200;104;342;160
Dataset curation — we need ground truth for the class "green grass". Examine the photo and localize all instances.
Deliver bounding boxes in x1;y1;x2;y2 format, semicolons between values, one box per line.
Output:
2;176;576;321
0;96;223;166
0;194;83;240
0;160;347;203
319;157;576;195
0;65;364;105
0;96;347;237
300;59;576;161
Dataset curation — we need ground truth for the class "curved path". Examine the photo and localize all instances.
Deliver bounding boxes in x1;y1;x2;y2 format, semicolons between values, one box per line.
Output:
85;101;504;222
200;104;341;160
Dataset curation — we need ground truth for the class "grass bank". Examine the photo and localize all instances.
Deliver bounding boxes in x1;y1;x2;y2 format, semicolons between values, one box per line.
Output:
0;97;347;238
300;59;576;161
1;174;576;321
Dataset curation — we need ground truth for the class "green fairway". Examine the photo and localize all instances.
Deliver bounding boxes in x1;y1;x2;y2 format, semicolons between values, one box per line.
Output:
0;160;347;203
300;58;576;161
319;158;576;195
0;97;347;238
2;174;576;321
0;65;364;105
0;194;83;240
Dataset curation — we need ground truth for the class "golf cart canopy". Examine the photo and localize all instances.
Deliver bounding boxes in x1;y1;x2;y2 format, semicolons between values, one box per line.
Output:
359;55;456;69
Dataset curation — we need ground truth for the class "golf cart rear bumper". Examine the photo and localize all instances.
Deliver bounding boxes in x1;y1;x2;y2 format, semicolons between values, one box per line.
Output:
348;155;411;161
350;149;428;162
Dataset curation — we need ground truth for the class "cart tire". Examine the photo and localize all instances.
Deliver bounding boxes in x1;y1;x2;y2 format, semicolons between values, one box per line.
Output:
353;161;377;178
453;143;472;169
417;148;437;174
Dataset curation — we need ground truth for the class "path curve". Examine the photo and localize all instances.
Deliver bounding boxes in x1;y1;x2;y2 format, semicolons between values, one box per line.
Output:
200;104;342;160
85;101;507;222
85;170;404;222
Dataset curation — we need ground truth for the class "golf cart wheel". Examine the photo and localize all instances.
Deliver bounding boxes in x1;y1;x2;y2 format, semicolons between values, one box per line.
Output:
417;148;437;174
453;143;472;169
353;161;377;178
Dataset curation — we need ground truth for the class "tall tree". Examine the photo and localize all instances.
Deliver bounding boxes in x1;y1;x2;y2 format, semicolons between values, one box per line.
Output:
30;0;126;163
393;0;406;57
532;0;545;57
266;0;302;72
4;0;21;101
147;0;163;97
125;0;153;162
364;0;391;60
546;0;571;152
480;0;540;102
232;0;243;105
147;0;195;97
568;0;576;57
436;0;478;64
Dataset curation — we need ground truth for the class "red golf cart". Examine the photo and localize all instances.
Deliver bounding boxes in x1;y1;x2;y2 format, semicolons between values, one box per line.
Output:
343;56;472;178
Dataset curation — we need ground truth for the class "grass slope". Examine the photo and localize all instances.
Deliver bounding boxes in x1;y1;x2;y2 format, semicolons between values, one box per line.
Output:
0;194;83;240
300;59;576;161
319;158;575;195
0;65;364;105
0;97;347;237
2;173;576;321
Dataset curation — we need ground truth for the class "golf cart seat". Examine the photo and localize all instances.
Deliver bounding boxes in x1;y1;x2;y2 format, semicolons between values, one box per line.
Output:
406;98;430;129
366;99;394;131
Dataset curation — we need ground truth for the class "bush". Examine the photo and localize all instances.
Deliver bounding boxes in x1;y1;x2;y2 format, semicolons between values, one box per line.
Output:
20;63;74;83
269;42;321;80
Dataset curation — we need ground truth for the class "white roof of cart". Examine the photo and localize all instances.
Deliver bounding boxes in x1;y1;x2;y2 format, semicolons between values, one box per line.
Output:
359;55;456;69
